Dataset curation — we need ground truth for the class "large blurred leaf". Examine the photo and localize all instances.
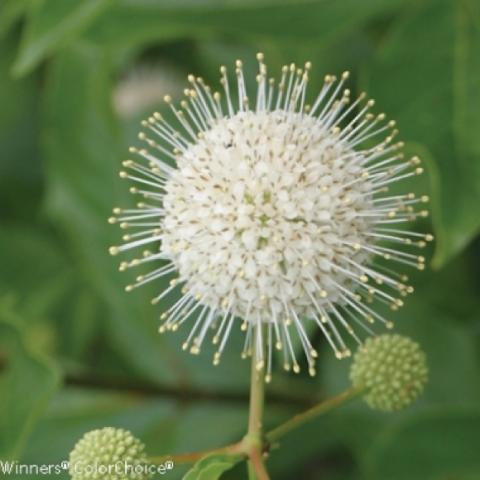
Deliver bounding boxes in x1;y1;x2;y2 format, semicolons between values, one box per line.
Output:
0;0;28;39
0;221;112;365
0;225;71;304
0;225;72;358
0;32;43;220
12;0;113;76
0;310;59;459
363;0;480;267
366;406;480;480
42;41;181;384
86;0;410;50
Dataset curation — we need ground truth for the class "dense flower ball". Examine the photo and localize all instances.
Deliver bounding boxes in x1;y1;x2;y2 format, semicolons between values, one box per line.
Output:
69;427;151;480
163;109;373;323
110;53;431;380
350;334;428;411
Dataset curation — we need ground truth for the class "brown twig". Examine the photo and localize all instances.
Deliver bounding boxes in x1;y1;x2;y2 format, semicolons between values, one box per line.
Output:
248;447;270;480
149;442;244;466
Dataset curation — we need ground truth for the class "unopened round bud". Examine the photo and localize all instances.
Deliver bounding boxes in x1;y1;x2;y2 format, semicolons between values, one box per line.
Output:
350;334;428;411
69;427;151;479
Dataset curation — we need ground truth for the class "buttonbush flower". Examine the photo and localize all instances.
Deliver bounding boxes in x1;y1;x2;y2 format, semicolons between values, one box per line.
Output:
350;334;428;411
69;427;151;480
110;54;431;381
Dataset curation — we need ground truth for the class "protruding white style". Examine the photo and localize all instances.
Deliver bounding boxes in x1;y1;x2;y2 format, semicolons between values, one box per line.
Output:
110;54;431;381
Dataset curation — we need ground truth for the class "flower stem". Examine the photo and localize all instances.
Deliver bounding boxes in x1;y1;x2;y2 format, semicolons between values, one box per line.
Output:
150;370;362;475
247;346;265;443
149;442;243;466
244;326;269;480
266;385;364;443
248;447;270;480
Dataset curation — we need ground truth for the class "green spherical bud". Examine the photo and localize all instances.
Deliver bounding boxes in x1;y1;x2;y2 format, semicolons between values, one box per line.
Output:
350;334;428;411
69;427;151;480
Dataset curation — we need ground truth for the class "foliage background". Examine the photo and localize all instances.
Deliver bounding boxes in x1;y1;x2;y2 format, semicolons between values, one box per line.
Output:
0;0;479;478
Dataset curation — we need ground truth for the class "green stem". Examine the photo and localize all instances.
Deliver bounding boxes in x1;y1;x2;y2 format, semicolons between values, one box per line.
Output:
266;385;364;443
244;326;269;480
247;345;265;442
149;378;363;473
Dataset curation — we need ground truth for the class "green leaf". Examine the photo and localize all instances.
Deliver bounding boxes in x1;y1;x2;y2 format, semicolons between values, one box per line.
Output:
65;289;103;358
183;453;243;480
367;406;480;480
86;0;410;50
0;32;43;220
363;0;480;267
42;41;181;384
12;0;113;76
0;222;110;365
0;225;71;305
0;309;59;459
0;0;29;39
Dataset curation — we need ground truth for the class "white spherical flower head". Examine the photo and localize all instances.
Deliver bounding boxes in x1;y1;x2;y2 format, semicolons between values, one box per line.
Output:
164;109;369;316
110;55;432;380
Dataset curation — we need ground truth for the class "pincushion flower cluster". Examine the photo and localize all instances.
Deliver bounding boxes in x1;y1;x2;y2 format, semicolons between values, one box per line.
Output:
109;54;431;380
350;334;428;411
69;428;151;480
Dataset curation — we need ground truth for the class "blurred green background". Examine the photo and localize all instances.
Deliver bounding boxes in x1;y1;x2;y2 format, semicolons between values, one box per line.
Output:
0;0;479;479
